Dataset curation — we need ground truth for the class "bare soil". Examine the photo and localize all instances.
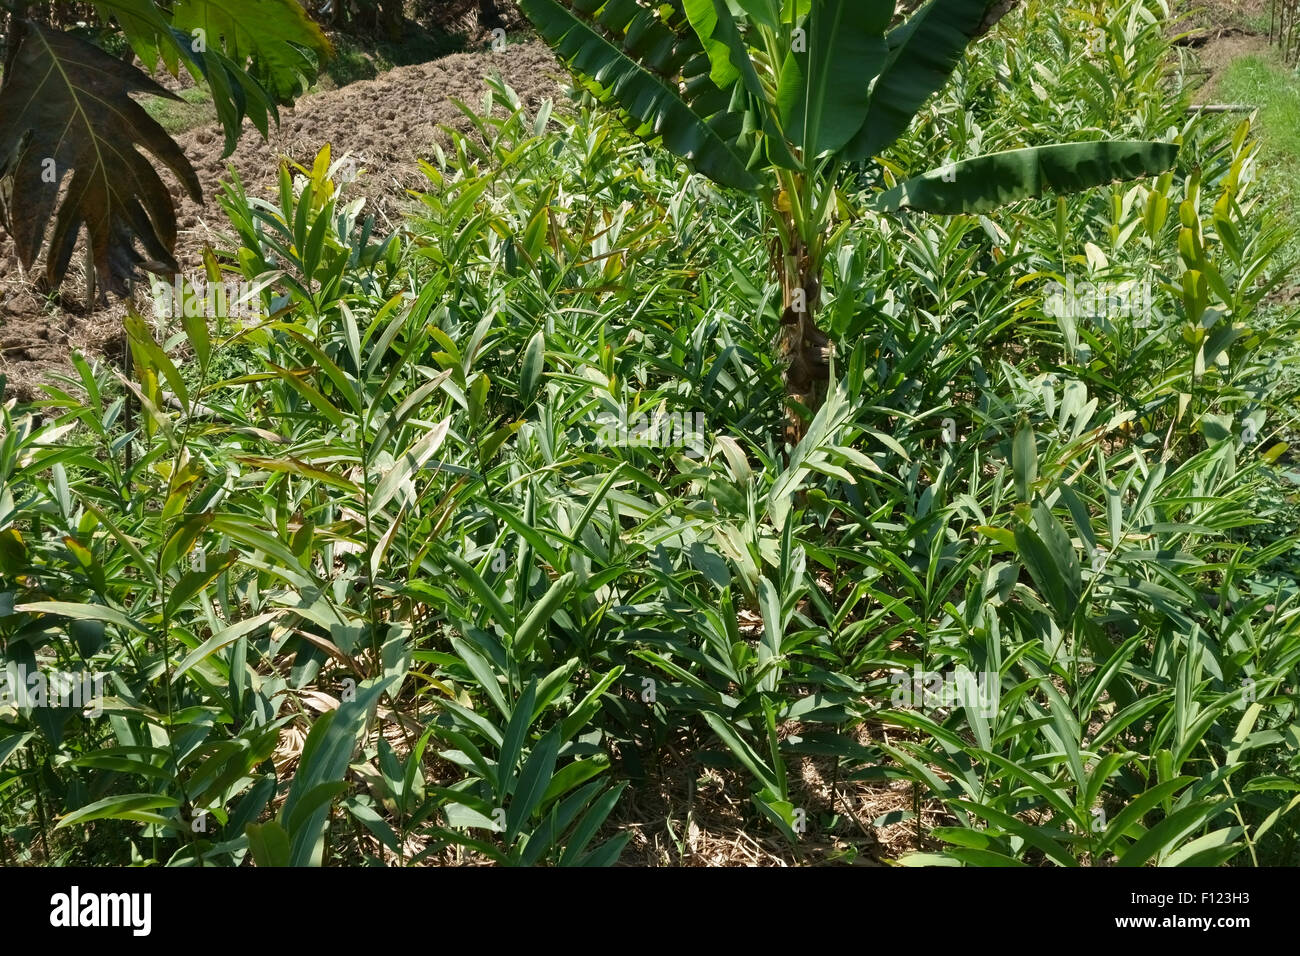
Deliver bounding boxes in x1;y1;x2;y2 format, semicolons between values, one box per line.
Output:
1178;0;1277;101
1193;33;1273;100
0;40;564;402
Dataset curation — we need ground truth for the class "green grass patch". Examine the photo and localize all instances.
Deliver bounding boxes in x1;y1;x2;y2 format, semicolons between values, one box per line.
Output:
142;85;214;136
314;26;467;91
1216;52;1300;447
1218;54;1300;268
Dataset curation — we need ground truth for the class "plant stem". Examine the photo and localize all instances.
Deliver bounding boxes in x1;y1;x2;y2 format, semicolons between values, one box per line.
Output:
23;746;51;861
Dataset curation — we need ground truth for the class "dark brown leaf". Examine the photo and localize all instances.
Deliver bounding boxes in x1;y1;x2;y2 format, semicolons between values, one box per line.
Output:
974;0;1020;38
0;21;203;298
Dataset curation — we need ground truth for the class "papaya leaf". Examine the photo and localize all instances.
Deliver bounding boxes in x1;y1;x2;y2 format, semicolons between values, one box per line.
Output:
97;0;291;155
171;0;333;102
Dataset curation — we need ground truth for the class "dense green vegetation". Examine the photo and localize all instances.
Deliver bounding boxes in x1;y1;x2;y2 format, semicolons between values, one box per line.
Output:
517;0;1176;444
0;0;1298;866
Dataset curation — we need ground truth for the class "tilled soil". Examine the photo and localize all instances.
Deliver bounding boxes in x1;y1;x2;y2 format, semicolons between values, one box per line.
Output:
0;41;564;401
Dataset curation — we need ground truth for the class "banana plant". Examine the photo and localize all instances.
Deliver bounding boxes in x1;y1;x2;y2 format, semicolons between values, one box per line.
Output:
517;0;1180;441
